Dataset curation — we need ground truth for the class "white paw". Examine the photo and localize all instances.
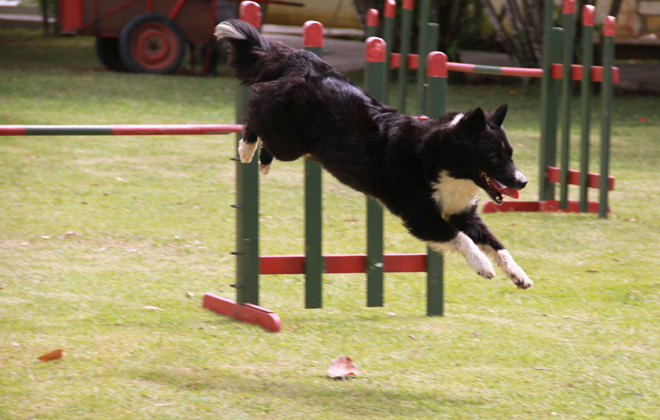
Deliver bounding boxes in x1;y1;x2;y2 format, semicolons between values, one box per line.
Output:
259;163;270;175
238;138;257;163
495;249;533;289
467;251;496;279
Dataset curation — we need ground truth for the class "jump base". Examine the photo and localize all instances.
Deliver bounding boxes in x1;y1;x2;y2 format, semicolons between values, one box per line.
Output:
202;294;282;332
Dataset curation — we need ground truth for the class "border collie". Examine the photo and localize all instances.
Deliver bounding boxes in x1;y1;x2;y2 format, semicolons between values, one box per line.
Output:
215;20;533;289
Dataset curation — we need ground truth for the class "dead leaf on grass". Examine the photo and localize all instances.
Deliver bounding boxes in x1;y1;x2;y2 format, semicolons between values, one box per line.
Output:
327;356;360;379
186;291;194;298
143;306;163;311
37;349;64;362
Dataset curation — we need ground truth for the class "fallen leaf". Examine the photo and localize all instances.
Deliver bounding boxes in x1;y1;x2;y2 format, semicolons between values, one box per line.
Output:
11;341;20;347
638;117;646;122
186;291;194;298
327;356;360;379
37;349;64;362
408;335;415;340
586;269;600;273
63;231;76;238
535;367;552;371
386;312;396;316
143;306;163;311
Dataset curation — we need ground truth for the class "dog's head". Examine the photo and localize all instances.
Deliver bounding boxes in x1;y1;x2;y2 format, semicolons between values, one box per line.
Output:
423;104;527;204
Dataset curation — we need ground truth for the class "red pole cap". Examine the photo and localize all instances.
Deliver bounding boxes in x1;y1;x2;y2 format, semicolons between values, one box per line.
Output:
385;0;396;18
427;52;448;78
240;1;261;28
562;0;575;15
303;21;324;47
582;5;595;27
603;15;616;37
367;9;379;27
365;37;386;62
403;0;414;10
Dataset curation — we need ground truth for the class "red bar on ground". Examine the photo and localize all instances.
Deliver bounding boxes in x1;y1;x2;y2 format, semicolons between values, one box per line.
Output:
202;294;281;332
547;166;615;190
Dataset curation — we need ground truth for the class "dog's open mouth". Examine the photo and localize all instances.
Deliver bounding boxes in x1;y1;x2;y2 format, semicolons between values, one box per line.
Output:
480;172;520;204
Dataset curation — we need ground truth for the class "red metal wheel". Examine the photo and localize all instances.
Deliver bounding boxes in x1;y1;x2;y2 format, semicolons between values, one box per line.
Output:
119;13;185;75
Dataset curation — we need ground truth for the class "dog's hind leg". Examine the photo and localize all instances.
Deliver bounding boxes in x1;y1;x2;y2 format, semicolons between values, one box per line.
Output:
259;146;273;175
238;129;258;163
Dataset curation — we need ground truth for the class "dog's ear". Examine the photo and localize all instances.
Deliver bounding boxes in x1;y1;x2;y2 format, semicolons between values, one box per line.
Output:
462;107;486;132
492;103;508;127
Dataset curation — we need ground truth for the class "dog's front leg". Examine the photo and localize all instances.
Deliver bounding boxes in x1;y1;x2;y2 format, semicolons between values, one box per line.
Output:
238;129;259;163
447;209;533;289
428;232;496;279
404;207;495;279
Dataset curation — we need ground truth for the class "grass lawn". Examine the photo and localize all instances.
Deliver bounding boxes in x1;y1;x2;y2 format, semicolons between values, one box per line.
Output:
1;29;659;419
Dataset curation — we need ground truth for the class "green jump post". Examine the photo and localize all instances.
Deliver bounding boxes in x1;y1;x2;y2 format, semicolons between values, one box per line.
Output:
415;0;432;114
579;5;595;212
425;51;448;316
366;9;378;39
365;37;388;307
539;0;557;202
396;0;414;112
234;1;261;306
599;16;616;219
383;0;396;104
303;21;325;308
559;0;576;210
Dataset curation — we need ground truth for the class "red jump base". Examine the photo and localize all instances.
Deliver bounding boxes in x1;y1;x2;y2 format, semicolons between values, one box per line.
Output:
202;294;281;332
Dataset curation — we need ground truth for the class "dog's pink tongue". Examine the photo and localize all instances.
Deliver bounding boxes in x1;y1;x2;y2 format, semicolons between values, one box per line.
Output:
490;178;519;199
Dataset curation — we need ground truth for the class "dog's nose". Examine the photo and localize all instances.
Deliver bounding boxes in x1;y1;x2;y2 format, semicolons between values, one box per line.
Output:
515;170;528;189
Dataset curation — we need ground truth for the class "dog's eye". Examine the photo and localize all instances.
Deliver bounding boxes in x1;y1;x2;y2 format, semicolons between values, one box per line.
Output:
491;156;501;163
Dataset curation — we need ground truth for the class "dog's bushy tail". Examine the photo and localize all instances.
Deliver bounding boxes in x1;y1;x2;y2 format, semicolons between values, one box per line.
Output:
215;19;294;85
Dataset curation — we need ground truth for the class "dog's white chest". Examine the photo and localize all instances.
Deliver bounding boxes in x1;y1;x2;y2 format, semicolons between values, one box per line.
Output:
431;171;481;217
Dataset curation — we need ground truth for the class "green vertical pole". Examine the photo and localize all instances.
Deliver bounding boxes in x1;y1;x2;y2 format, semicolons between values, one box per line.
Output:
540;27;563;202
365;37;387;307
303;22;325;308
599;16;616;219
559;1;576;209
426;51;447;316
366;9;378;39
234;3;262;306
415;0;432;114
539;0;555;202
383;0;396;105
235;85;260;306
397;0;414;112
579;6;595;212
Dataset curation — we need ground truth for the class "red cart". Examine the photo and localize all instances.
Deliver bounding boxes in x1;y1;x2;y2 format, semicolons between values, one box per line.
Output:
59;0;219;74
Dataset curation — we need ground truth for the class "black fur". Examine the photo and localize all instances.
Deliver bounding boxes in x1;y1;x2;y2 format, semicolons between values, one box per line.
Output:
216;19;532;288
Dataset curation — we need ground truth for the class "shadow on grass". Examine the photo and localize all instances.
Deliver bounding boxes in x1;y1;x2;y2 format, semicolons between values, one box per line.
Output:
130;367;486;416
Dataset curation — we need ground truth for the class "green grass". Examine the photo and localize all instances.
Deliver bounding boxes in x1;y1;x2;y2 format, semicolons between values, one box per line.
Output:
1;29;660;419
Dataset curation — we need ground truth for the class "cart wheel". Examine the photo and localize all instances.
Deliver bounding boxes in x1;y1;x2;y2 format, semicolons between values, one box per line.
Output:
95;37;127;72
119;13;185;74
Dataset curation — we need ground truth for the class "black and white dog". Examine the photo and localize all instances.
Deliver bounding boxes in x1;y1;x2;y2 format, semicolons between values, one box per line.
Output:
215;20;533;289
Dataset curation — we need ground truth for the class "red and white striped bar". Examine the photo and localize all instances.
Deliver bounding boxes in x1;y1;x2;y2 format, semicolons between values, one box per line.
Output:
0;124;244;136
388;54;618;83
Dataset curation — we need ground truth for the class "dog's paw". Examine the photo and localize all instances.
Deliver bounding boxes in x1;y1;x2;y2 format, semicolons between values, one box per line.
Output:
462;243;496;279
259;163;270;175
496;250;533;289
238;138;257;163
